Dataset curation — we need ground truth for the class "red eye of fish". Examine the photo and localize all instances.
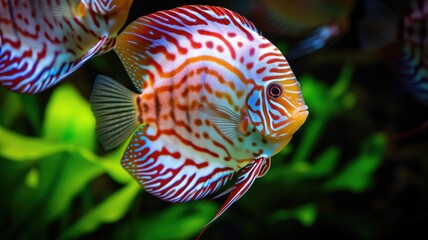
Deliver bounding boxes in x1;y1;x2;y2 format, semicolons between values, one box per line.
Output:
268;83;283;98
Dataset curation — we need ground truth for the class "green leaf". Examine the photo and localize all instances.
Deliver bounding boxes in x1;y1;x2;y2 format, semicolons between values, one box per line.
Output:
138;202;218;240
330;64;353;99
300;74;330;116
323;133;386;192
44;153;105;221
25;167;39;189
0;124;132;185
291;65;354;165
95;146;133;184
309;146;340;177
0;126;131;222
271;203;317;227
42;84;96;150
0;90;22;127
62;182;140;239
73;145;132;185
21;94;42;134
266;146;339;184
0;126;69;161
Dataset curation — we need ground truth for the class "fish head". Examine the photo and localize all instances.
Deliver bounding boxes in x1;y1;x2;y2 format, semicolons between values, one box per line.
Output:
246;50;308;141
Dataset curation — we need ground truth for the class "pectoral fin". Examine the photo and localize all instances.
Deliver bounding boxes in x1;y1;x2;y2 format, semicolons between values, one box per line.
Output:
199;104;243;140
257;158;271;178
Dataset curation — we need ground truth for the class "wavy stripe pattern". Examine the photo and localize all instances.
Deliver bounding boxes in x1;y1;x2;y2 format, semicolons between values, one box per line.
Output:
0;0;131;93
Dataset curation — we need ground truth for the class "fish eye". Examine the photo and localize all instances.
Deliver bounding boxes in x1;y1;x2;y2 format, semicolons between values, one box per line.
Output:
268;83;283;99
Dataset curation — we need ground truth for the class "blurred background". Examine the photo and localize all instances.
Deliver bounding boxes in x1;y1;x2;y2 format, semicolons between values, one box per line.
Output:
1;0;427;239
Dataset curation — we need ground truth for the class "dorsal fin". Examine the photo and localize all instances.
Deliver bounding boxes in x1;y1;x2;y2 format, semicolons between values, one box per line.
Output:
113;5;260;92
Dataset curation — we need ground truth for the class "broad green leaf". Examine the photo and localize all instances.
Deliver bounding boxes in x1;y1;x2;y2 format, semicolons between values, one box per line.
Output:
330;64;353;99
323;134;386;192
75;146;132;184
0;125;132;184
42;84;96;150
95;148;133;184
292;65;354;165
300;74;330;116
0;126;69;161
0;158;39;229
25;167;39;189
266;146;339;183
62;182;140;239
0;90;22;127
309;146;340;177
291;116;327;164
299;64;354;117
45;153;105;221
271;203;317;227
21;94;42;133
137;201;218;240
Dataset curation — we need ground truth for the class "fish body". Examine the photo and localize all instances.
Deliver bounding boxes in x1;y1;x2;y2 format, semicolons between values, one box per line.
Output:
90;5;308;225
0;0;133;93
359;0;428;105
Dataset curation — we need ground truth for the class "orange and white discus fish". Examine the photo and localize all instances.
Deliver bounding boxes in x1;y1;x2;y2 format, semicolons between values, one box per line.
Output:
0;0;133;93
90;5;308;226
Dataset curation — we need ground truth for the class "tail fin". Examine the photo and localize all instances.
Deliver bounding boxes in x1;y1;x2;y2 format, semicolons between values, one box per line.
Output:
90;75;140;150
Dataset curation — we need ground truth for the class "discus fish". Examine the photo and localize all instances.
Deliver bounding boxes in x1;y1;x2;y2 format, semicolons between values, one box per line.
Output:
359;0;428;105
228;0;356;58
0;0;133;94
90;5;308;226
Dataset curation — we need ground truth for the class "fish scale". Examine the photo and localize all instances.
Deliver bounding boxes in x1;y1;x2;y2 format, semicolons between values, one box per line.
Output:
90;5;308;228
0;0;132;93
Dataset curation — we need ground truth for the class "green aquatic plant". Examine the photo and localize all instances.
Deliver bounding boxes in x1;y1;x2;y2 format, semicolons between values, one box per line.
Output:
0;64;386;239
0;85;215;239
229;65;386;235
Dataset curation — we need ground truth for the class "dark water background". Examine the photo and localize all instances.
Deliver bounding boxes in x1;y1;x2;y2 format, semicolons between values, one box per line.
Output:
0;0;427;239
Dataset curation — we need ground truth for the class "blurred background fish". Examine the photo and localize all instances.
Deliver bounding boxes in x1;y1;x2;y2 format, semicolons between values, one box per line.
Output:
359;0;428;106
0;0;133;94
220;0;357;58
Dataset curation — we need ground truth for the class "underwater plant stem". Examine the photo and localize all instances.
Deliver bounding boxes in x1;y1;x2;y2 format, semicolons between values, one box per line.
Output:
291;114;329;164
82;185;94;212
292;64;353;164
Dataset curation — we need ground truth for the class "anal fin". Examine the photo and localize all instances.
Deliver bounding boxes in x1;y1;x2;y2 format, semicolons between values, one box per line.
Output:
121;125;236;203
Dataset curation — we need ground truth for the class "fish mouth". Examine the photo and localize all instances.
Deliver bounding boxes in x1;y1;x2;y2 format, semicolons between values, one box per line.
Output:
264;104;309;140
278;104;309;138
292;105;309;119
